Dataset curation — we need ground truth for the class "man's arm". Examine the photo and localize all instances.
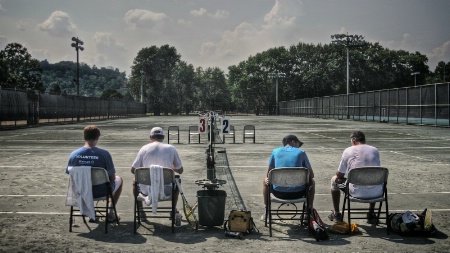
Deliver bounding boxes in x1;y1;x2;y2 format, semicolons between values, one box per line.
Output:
173;166;183;174
131;167;136;174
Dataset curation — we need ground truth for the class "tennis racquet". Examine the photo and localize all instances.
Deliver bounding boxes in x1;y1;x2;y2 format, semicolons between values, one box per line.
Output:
175;177;198;230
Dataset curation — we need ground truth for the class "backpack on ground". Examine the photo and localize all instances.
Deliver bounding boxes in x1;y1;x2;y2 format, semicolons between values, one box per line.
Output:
224;209;259;234
389;208;436;237
309;208;329;241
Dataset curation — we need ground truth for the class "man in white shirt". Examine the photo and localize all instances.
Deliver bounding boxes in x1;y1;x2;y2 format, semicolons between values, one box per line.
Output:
131;127;184;220
328;131;382;224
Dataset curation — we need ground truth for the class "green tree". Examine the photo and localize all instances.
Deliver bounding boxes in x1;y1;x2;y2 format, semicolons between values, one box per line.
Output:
0;43;43;91
100;88;124;100
130;45;181;115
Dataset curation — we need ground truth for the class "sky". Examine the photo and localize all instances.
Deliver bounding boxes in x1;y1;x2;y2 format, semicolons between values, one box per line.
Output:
1;0;449;76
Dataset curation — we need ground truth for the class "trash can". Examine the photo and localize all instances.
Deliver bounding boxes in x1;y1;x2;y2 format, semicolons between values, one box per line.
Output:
197;190;227;227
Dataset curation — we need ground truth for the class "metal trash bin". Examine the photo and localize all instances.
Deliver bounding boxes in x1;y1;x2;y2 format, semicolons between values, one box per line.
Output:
197;190;227;227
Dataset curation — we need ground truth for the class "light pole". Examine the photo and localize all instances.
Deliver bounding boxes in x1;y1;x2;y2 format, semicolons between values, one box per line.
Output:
71;37;84;122
140;69;144;103
268;71;286;115
331;33;365;119
411;72;420;86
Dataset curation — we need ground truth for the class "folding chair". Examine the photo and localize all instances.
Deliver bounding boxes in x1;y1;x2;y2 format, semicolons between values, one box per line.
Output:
223;125;235;143
68;167;119;233
265;167;310;237
188;125;200;144
167;126;180;144
134;167;176;234
341;166;390;235
243;125;255;143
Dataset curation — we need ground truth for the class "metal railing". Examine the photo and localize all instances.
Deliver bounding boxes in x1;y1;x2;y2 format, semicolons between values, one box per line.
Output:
280;83;450;127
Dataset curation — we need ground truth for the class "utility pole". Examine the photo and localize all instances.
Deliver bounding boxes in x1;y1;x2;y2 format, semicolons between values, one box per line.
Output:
331;33;365;119
268;71;286;115
71;37;84;122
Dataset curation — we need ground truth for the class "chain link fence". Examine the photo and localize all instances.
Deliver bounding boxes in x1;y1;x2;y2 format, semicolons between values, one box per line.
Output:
280;83;450;127
0;89;146;129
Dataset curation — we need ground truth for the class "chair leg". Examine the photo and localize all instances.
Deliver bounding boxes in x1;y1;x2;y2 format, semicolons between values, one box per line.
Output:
69;206;74;232
347;197;351;235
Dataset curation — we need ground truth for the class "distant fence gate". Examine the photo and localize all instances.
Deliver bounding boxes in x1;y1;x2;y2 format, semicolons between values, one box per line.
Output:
0;90;146;129
279;83;450;127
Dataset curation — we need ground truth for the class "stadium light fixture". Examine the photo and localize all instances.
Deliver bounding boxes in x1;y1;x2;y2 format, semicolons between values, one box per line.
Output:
331;33;365;119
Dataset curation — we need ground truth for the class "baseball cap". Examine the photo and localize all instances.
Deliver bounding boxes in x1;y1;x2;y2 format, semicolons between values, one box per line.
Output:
150;127;164;137
283;134;304;147
402;211;419;224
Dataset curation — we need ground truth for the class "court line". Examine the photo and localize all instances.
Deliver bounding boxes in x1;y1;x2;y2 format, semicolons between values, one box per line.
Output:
1;209;450;215
1;192;449;198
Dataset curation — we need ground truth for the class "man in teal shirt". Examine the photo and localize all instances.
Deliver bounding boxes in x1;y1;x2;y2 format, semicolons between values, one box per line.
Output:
262;135;315;220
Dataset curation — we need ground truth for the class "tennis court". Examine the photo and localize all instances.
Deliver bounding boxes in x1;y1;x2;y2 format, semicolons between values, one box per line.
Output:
0;115;449;252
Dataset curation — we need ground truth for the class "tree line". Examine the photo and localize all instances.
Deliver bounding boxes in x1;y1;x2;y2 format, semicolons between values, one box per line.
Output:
1;41;449;115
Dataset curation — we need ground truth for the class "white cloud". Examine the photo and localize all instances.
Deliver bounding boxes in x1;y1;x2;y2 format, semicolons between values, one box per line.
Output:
263;0;302;27
38;11;76;36
208;9;229;19
198;0;304;69
123;9;169;29
93;32;128;71
190;8;229;19
190;8;207;17
427;40;450;70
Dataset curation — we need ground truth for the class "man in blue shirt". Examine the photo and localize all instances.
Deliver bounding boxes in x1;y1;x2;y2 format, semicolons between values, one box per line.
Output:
66;125;123;221
262;135;315;220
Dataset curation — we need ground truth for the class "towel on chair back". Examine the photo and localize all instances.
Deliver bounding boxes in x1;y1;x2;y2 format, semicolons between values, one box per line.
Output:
66;166;96;220
148;165;170;213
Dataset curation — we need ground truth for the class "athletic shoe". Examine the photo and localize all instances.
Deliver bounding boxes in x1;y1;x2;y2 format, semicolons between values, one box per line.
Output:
137;193;147;202
328;211;342;222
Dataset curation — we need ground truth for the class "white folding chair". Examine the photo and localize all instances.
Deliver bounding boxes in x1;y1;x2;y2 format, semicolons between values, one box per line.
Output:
188;125;200;143
223;125;235;143
133;167;176;234
243;125;255;143
341;166;390;235
68;167;119;233
167;126;180;144
265;167;310;237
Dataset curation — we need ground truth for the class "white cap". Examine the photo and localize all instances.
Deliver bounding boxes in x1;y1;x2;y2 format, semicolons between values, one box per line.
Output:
150;127;164;136
402;211;419;224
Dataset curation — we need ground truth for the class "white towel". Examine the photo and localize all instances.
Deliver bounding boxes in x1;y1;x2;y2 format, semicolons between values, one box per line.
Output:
146;165;169;213
65;166;96;220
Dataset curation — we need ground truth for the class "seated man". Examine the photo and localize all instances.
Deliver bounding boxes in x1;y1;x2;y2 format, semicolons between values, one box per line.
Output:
261;134;315;220
66;125;123;222
131;127;184;220
328;131;383;224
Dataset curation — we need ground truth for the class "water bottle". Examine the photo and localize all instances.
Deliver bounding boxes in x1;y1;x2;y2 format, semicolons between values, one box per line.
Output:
175;211;182;227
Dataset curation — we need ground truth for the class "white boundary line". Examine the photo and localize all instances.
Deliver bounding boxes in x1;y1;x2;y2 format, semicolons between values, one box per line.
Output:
1;192;450;197
1;209;450;215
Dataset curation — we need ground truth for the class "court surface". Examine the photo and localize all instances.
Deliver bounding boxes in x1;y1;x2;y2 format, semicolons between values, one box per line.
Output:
0;115;449;252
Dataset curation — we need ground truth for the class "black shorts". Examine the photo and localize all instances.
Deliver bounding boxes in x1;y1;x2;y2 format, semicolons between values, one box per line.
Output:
272;188;306;199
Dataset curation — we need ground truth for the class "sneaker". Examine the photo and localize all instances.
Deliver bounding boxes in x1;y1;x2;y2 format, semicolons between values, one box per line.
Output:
328;211;342;222
137;193;147;202
366;212;378;224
